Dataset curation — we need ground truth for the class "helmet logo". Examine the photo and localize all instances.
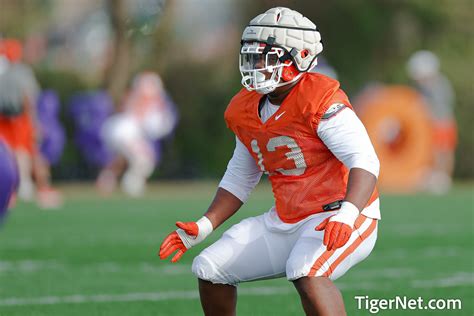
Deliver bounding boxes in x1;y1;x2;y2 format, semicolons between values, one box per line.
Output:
246;28;257;35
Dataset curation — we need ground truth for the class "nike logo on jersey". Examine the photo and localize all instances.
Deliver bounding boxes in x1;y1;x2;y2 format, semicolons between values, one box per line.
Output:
275;111;286;120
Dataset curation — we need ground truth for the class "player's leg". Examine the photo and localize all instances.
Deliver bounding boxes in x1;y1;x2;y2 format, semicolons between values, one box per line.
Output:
192;214;298;315
13;112;36;201
96;156;127;195
98;114;128;194
120;140;155;197
293;276;345;315
15;149;35;201
101;114;155;196
287;214;378;315
198;279;237;316
32;152;63;209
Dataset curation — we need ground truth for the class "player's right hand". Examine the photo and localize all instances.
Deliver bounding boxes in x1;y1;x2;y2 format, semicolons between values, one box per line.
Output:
159;222;198;263
158;217;213;263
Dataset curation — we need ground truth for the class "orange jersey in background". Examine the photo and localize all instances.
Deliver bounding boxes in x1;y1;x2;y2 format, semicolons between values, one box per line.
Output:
0;112;36;155
433;119;457;151
225;73;378;223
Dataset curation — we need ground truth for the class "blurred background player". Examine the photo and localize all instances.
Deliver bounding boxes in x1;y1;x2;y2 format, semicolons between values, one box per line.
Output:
0;139;19;225
407;50;457;193
0;39;62;209
97;72;177;197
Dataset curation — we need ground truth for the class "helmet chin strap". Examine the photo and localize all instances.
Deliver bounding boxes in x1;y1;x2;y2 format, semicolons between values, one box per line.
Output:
254;71;267;83
255;71;278;94
241;59;305;95
244;71;304;95
256;85;277;94
242;70;278;94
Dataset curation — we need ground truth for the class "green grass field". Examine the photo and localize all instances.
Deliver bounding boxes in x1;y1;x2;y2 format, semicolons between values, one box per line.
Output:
0;182;473;315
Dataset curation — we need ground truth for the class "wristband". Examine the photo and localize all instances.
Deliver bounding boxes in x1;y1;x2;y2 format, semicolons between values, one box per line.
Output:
177;216;213;249
329;201;360;228
196;216;214;238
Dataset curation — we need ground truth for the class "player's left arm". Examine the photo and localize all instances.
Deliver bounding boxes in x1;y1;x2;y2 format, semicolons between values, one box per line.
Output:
315;104;380;250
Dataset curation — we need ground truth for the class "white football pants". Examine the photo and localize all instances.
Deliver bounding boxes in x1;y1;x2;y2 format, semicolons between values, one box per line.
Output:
192;209;378;286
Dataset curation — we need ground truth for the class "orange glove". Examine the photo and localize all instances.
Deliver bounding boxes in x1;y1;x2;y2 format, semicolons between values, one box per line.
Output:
316;201;360;251
159;217;213;263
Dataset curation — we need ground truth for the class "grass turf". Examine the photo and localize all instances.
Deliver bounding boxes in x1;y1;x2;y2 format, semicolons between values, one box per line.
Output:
0;181;472;315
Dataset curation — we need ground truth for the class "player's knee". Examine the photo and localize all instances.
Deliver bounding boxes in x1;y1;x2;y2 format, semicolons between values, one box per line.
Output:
129;155;155;177
192;254;239;285
292;276;311;292
192;254;211;279
192;254;225;284
286;256;311;281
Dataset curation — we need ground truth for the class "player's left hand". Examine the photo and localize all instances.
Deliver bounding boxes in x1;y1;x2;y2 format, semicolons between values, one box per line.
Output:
316;201;360;251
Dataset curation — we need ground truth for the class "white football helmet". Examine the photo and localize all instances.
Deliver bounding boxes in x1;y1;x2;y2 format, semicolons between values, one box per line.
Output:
240;7;323;94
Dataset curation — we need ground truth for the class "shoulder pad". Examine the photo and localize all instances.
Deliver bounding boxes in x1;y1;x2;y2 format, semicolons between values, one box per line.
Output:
322;103;346;119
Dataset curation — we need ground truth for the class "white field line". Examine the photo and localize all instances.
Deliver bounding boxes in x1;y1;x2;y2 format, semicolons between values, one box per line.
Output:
412;272;474;288
1;260;417;278
0;260;191;275
381;223;469;236
2;260;473;290
1;249;467;275
374;246;466;260
0;287;293;307
1;274;472;307
1;245;467;274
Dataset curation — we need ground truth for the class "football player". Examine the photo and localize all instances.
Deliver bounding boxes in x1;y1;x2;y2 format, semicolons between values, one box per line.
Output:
407;50;457;193
159;7;380;315
0;39;62;209
98;72;177;197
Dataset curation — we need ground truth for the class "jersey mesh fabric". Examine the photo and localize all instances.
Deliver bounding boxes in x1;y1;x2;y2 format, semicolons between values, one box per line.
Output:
225;73;378;223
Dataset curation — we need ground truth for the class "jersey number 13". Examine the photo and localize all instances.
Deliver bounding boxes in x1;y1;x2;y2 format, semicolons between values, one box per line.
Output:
250;136;307;176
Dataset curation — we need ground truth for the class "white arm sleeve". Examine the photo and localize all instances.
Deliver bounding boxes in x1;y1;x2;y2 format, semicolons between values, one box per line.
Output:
218;137;263;202
317;107;380;178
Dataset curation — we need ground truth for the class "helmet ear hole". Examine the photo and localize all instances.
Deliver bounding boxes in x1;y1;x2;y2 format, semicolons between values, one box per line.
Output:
281;60;298;82
301;49;309;58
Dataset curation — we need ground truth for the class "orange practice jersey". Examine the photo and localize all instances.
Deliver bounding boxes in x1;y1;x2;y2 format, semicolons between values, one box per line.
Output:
225;73;378;223
0;111;35;155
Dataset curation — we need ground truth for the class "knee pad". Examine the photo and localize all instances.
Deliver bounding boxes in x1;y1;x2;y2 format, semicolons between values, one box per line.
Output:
286;254;329;281
286;256;310;281
192;255;218;282
192;254;236;285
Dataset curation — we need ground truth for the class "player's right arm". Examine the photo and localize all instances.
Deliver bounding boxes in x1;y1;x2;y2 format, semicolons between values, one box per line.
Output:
159;137;262;262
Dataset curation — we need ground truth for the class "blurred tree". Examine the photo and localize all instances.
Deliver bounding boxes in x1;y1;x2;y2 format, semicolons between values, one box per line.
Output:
1;0;472;180
103;0;132;104
0;0;51;38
